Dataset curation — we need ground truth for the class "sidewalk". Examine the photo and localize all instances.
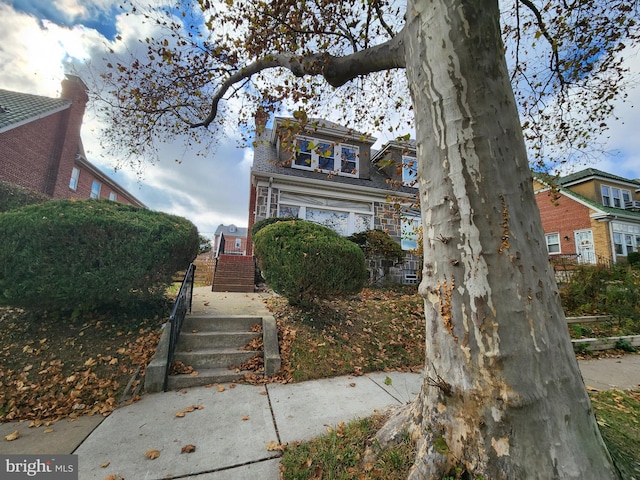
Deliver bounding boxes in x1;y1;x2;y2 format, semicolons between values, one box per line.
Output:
1;289;639;480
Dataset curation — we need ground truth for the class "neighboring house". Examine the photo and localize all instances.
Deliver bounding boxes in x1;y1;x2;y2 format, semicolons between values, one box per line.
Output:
534;168;640;265
214;224;248;255
0;75;144;207
248;116;421;285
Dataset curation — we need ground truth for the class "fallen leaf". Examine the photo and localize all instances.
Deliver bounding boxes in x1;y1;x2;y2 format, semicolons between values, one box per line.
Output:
349;382;356;387
259;391;268;396
204;301;210;306
175;411;186;418
181;444;196;453
144;449;160;460
266;440;287;451
43;428;54;434
5;430;19;441
100;462;110;468
84;358;97;367
189;371;199;377
218;385;225;392
241;416;250;421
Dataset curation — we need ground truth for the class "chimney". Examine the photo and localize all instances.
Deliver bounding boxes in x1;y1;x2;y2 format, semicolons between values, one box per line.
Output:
60;75;89;106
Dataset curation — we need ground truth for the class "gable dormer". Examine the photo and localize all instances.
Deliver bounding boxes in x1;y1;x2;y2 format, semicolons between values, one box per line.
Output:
558;168;640;211
372;138;418;188
271;117;376;180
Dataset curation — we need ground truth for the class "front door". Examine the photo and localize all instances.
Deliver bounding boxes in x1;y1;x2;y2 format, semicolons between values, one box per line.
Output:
574;229;595;264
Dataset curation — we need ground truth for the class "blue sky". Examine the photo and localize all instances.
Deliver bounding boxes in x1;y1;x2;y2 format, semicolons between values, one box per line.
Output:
0;0;638;237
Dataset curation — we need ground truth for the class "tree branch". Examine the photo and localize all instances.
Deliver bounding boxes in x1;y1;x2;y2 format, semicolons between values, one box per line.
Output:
192;29;406;128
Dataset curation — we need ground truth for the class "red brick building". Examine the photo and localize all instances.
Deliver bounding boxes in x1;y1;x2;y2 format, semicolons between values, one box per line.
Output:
534;169;640;265
0;75;144;207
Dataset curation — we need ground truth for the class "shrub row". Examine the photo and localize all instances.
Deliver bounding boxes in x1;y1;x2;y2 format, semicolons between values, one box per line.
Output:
0;199;199;311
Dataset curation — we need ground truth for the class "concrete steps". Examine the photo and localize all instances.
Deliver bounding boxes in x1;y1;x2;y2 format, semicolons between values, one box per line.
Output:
212;255;255;292
167;315;263;390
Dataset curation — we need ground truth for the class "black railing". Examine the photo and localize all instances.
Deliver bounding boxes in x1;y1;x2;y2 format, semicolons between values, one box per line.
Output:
164;263;196;391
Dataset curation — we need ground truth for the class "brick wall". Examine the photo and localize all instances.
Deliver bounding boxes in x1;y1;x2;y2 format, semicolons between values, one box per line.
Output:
535;190;592;255
0;110;71;195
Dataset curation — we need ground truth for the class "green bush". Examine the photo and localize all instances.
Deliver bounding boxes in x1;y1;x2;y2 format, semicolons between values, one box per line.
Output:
253;220;367;306
347;229;404;263
0;199;199;311
628;251;640;266
250;216;299;238
0;180;50;212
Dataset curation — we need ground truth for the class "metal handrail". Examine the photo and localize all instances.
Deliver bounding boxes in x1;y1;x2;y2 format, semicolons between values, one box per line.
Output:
164;263;196;391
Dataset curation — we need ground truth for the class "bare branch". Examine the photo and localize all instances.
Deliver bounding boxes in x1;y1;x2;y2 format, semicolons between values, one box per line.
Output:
193;30;406;128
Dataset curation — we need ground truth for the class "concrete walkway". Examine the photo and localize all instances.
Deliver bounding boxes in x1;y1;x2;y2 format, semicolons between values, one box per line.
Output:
1;289;639;480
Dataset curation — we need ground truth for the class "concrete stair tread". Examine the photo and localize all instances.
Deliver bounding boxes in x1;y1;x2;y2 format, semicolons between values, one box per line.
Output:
175;347;261;355
166;368;252;389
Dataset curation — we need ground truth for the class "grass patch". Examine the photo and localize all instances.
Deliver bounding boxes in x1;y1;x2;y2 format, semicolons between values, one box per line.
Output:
280;414;415;480
569;319;640;339
0;302;168;423
591;389;640;479
265;287;424;382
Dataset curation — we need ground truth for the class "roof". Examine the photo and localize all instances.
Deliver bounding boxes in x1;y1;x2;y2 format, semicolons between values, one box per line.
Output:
0;89;70;133
215;224;247;237
559;168;640;188
252;128;416;197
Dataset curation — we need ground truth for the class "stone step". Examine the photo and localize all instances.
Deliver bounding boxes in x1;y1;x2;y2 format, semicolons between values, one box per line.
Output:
167;367;251;389
182;315;262;332
173;349;259;369
177;331;260;350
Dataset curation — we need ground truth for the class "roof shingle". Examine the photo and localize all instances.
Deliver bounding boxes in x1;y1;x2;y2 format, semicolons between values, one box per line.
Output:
0;89;70;131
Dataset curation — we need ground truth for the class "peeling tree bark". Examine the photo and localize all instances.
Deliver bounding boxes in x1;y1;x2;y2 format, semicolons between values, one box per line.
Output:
373;0;620;478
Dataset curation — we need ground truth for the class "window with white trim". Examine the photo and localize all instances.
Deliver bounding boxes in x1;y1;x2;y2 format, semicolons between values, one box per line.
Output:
69;167;80;191
612;222;640;256
277;191;372;236
109;191;118;201
292;136;359;177
401;214;421;251
601;185;632;208
90;180;101;199
402;155;417;186
545;233;561;254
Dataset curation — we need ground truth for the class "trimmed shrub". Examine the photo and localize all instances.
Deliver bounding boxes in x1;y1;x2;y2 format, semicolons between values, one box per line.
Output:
0;180;50;212
0;199;199;311
253;220;367;306
628;251;640;266
250;216;299;238
347;229;404;263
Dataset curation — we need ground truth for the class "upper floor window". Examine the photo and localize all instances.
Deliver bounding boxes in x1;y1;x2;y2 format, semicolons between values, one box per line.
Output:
601;185;632;208
293;136;359;177
90;180;101;199
109;192;118;201
69;167;80;191
402;156;418;187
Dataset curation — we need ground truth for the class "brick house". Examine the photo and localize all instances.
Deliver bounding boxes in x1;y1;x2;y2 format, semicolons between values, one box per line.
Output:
0;75;144;207
248;116;421;284
214;224;248;256
212;116;422;292
534;168;640;265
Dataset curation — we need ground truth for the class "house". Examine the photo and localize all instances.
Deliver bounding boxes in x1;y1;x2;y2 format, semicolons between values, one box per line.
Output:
214;224;248;256
0;75;144;207
247;116;421;285
534;168;640;265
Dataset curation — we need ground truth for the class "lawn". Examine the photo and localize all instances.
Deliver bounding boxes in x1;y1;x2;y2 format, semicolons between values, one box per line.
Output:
0;304;166;423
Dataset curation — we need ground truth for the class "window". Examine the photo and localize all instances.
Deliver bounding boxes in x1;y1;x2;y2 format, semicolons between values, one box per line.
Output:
292;136;359;177
277;191;372;236
613;233;624;255
401;215;421;251
109;192;118;201
69;167;80;191
601;185;632;208
90;181;101;199
601;185;611;206
545;233;561;254
402;156;418;186
235;238;242;249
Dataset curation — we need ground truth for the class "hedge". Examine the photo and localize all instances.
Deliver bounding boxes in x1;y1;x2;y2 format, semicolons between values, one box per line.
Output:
0;199;199;311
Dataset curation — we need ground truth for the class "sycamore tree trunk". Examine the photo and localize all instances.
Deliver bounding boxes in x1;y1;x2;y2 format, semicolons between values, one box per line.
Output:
375;1;620;478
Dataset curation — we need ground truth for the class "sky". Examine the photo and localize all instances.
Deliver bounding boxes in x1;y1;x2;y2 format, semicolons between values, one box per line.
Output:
0;0;639;239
